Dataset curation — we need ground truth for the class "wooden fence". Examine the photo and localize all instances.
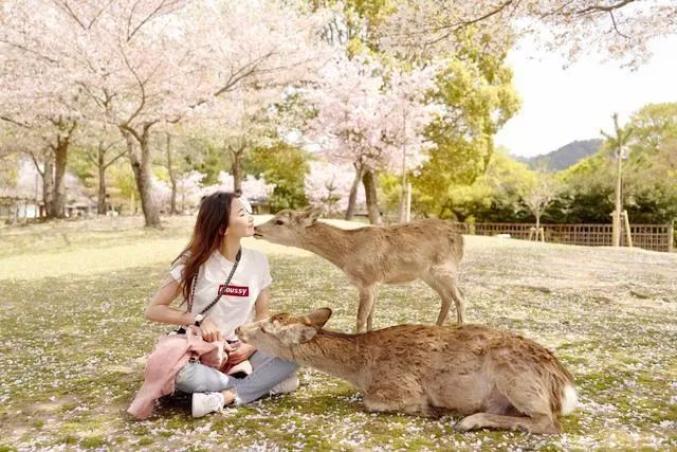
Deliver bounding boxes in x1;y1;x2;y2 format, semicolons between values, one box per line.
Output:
448;222;674;252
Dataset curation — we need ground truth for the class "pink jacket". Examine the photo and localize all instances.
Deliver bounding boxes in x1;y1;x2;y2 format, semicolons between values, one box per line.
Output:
127;326;225;419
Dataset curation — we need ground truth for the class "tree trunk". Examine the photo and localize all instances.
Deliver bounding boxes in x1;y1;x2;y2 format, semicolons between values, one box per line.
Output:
231;147;244;192
52;138;68;218
97;149;107;215
166;133;178;215
123;126;161;228
362;168;381;225
43;158;54;218
345;163;364;221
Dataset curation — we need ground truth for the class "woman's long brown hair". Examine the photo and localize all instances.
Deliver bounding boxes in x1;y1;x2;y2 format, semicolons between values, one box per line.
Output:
173;191;236;303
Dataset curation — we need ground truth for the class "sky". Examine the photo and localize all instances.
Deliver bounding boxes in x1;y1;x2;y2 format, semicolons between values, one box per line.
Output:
495;34;677;158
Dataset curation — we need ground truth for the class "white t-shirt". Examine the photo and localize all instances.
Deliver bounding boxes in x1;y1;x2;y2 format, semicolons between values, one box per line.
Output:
170;248;272;341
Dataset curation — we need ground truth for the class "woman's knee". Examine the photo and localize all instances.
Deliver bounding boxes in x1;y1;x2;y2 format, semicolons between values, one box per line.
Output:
175;362;230;393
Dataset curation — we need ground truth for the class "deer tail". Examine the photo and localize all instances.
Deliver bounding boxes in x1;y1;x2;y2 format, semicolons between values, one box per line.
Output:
546;352;578;416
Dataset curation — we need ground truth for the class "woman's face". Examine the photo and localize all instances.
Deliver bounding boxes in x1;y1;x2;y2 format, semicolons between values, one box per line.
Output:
226;198;254;239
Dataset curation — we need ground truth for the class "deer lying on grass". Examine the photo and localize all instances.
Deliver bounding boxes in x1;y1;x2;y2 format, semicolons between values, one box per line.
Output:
236;308;578;434
254;209;465;332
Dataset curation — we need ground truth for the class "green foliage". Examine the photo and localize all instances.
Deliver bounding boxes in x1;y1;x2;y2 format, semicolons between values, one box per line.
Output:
183;139;228;186
0;151;19;189
430;102;677;225
245;142;310;211
555;103;677;224
377;172;402;216
68;145;98;191
626;103;677;154
108;162;137;203
413;33;520;217
423;150;533;222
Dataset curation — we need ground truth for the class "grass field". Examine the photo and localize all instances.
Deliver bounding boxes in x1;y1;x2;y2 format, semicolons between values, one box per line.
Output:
0;215;675;451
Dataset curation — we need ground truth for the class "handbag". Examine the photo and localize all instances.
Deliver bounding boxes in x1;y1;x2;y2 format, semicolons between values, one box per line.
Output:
172;249;242;335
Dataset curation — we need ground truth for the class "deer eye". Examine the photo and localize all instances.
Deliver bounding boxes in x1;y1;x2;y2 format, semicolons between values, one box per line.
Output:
275;219;284;225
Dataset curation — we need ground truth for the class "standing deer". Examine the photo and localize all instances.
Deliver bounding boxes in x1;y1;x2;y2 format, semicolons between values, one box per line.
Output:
236;308;578;434
254;209;465;332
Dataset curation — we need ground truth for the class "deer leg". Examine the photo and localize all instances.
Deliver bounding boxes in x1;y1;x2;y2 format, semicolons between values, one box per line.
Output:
363;385;434;417
356;285;376;333
459;368;561;434
423;274;453;326
425;268;465;325
449;282;465;325
455;412;560;434
366;287;379;331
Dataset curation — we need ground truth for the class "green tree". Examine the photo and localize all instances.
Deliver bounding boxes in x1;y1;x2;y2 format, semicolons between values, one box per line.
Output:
413;150;531;222
557;103;677;224
413;41;520;218
245;142;310;211
311;1;520;221
108;162;139;215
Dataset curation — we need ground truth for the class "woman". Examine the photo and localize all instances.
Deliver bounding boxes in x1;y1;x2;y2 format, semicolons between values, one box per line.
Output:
145;191;298;417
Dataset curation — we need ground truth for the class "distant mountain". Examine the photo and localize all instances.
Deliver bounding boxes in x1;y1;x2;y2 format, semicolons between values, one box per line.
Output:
519;139;603;171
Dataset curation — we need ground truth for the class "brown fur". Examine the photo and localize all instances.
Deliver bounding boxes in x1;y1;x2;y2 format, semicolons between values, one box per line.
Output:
237;308;577;434
254;209;465;332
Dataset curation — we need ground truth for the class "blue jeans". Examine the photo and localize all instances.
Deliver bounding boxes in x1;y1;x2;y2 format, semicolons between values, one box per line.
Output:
174;351;298;404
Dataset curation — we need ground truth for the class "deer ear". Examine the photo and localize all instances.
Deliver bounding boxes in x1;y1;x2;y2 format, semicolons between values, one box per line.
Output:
302;308;332;328
277;324;318;345
295;207;322;225
303;206;323;223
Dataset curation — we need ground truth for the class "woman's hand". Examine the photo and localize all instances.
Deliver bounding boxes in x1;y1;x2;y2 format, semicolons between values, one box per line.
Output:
227;343;256;365
199;318;222;343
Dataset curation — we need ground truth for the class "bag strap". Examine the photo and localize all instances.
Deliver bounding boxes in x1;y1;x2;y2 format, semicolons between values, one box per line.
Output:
190;248;242;317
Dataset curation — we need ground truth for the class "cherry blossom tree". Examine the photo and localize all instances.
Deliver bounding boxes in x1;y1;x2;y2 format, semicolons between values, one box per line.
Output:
377;0;676;67
74;122;126;215
304;56;441;222
304;160;362;216
190;88;280;193
1;0;334;227
176;170;205;213
0;2;82;219
203;171;275;203
380;65;442;221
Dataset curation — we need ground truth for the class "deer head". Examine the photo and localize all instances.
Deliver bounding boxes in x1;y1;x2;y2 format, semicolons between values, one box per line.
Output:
253;207;323;246
236;308;333;358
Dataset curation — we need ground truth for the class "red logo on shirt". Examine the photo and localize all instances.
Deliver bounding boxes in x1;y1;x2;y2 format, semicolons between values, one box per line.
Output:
218;285;249;297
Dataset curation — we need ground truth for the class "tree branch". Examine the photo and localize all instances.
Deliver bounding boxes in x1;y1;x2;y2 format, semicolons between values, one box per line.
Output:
126;0;182;42
609;10;631;39
0;115;32;129
28;151;45;177
0;38;59;64
104;148;128;169
213;50;276;97
575;0;637;16
119;124;142;144
51;0;87;30
120;49;147;126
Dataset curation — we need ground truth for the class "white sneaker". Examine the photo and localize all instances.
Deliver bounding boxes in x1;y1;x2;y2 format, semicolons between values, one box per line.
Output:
270;374;299;395
191;392;224;418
